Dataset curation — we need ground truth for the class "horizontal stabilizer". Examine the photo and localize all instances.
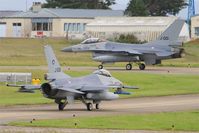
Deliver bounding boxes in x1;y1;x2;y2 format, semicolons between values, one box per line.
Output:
7;84;41;90
7;84;41;93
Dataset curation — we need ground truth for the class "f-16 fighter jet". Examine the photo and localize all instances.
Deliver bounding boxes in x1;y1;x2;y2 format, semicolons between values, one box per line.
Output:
7;45;138;111
62;19;185;70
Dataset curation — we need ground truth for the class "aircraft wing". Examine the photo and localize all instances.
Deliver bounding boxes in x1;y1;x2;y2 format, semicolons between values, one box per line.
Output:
7;84;41;93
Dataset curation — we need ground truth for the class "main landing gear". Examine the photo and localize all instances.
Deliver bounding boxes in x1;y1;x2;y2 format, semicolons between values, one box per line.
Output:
55;99;68;111
125;63;146;70
81;97;100;111
139;63;145;70
98;63;145;70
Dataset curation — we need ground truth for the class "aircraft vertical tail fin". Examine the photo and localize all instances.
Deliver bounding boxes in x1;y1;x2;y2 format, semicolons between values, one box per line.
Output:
44;45;62;73
150;19;185;45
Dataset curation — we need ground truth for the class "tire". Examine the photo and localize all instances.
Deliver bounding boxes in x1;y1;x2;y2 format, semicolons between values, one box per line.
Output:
86;103;93;111
126;64;132;70
58;103;65;111
139;63;145;70
98;65;103;69
96;104;99;109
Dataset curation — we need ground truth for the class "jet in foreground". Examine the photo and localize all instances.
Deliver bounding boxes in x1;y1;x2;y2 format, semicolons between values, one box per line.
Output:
62;19;185;70
8;45;138;111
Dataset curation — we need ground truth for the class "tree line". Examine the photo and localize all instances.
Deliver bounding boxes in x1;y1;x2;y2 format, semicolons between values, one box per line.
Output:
42;0;187;16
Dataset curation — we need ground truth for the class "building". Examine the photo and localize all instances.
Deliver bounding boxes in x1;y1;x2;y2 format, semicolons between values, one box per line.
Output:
0;2;191;41
0;11;23;37
86;17;189;42
0;2;123;38
191;14;199;39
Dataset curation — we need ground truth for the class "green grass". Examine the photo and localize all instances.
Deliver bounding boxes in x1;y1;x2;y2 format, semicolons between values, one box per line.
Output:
0;38;199;67
0;38;95;66
0;69;199;106
9;111;199;131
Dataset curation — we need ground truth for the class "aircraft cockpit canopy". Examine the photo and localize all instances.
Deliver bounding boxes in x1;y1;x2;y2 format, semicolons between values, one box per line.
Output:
81;38;105;44
93;69;112;77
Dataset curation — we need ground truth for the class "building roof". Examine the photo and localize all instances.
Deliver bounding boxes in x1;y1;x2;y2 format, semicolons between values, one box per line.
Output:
87;17;178;26
6;8;124;19
8;9;58;18
0;11;23;18
46;8;124;18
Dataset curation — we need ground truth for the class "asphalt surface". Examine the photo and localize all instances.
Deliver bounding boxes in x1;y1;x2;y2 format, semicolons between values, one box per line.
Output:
1;94;199;124
1;66;199;75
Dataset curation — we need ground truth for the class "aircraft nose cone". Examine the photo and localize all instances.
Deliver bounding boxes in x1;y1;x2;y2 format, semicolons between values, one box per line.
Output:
61;47;73;52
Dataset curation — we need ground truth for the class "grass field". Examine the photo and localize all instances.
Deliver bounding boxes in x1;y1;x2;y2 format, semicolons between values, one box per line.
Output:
0;38;199;67
0;38;95;66
9;111;199;131
0;69;199;106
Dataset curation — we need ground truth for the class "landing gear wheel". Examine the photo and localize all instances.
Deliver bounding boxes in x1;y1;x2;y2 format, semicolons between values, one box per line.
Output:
58;102;66;111
98;65;103;69
139;63;145;70
126;64;132;70
95;104;100;110
86;102;93;111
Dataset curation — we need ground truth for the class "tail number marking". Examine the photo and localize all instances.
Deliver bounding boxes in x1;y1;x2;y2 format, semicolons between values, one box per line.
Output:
55;67;61;72
160;36;169;40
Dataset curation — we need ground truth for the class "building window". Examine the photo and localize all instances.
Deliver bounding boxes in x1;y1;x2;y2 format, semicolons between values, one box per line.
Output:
31;19;52;31
195;27;199;36
13;23;21;26
37;23;42;31
43;23;48;31
83;23;86;31
77;23;80;32
32;23;37;31
64;23;86;33
32;22;52;31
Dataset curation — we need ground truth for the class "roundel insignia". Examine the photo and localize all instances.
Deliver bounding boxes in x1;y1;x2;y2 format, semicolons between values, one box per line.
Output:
52;59;55;65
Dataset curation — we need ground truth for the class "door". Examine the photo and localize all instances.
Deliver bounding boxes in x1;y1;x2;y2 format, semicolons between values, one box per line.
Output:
0;23;6;37
13;23;22;37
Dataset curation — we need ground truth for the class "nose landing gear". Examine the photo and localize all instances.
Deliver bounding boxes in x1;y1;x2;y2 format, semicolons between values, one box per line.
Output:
126;63;132;70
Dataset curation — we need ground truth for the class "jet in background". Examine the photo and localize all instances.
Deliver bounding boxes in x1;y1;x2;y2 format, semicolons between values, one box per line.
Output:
62;19;185;70
8;45;138;111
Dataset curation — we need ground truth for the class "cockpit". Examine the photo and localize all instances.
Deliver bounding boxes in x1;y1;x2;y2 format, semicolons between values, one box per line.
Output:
93;69;112;77
81;38;105;44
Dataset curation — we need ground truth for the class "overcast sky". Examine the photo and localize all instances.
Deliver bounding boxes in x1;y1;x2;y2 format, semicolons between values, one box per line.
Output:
0;0;198;19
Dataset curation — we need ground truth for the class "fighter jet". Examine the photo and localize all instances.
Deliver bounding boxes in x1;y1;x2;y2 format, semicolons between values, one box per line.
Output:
7;45;138;111
62;19;185;70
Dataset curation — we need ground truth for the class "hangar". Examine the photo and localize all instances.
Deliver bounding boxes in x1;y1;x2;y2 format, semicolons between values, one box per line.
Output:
191;14;199;39
86;17;189;42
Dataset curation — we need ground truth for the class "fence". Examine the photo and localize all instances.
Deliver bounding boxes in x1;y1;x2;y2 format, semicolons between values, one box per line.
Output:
0;73;32;84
